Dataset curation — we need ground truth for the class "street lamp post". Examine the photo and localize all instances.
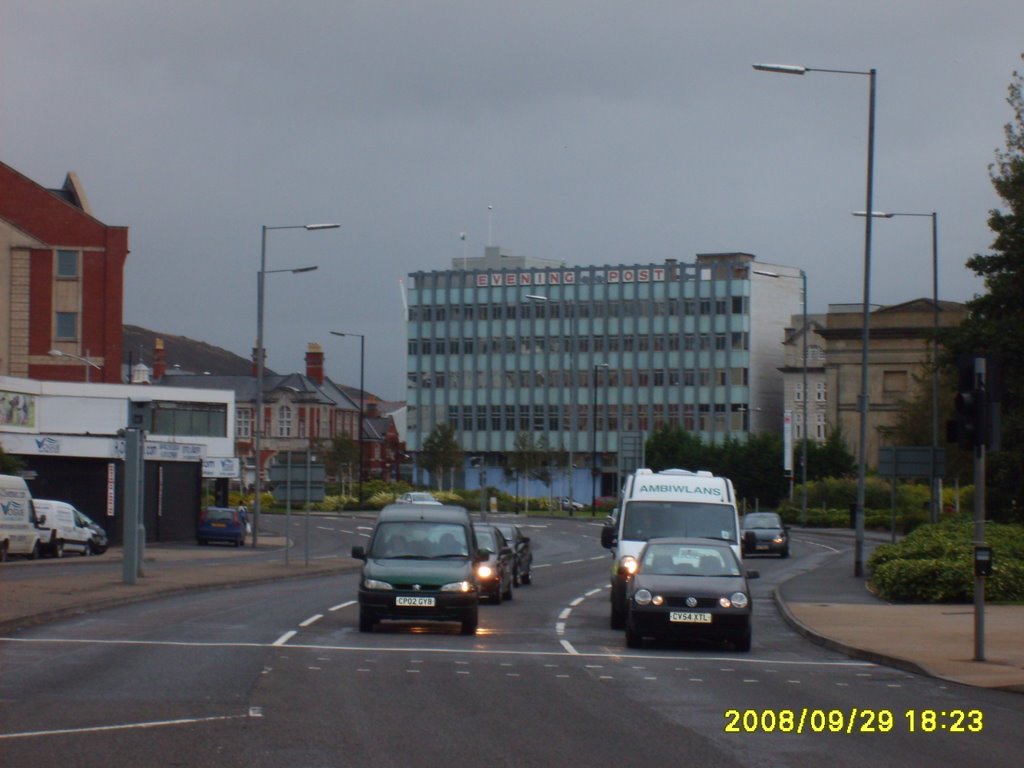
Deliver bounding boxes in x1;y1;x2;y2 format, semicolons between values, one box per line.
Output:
253;223;339;548
592;362;609;512
753;269;809;527
854;210;940;522
754;62;877;577
330;331;365;506
48;348;101;382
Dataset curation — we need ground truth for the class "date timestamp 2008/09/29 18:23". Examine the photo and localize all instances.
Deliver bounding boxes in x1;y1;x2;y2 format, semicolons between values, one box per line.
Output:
724;708;984;734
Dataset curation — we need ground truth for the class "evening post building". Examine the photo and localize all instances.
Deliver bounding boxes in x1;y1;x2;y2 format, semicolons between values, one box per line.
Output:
406;248;801;498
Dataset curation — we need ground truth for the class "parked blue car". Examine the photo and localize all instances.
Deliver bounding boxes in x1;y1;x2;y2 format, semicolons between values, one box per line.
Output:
197;506;246;547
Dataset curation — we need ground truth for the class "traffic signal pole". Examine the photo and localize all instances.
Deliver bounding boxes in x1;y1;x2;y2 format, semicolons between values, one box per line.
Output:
972;357;986;662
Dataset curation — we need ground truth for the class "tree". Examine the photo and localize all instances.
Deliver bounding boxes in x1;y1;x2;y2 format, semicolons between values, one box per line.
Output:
645;424;710;472
802;426;856;481
504;432;554;497
321;434;360;495
0;444;22;474
420;423;463;491
942;54;1024;521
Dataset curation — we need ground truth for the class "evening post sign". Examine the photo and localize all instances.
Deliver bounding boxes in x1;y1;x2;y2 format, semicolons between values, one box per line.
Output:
474;267;670;287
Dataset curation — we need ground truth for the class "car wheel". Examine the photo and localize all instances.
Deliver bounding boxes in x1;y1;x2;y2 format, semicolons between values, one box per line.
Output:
734;629;752;652
461;615;478;635
625;617;642;649
28;541;39;560
81;542;91;557
358;607;376;633
0;541;8;562
512;567;521;587
53;539;64;558
503;574;514;601
780;547;790;559
520;569;531;585
493;585;503;605
610;603;626;630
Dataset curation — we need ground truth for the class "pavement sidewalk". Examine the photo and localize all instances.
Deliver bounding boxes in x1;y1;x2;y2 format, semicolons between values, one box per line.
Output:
774;529;1024;693
1;527;1021;693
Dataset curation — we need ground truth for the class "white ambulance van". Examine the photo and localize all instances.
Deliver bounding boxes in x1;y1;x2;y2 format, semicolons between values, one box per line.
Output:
0;473;48;561
33;500;95;557
600;468;741;628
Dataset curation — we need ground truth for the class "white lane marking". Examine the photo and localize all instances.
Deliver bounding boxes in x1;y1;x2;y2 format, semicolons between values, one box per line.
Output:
316;526;334;532
555;622;566;635
0;637;876;668
585;588;604;597
563;559;584;565
533;563;552;568
0;713;250;741
329;601;356;612
569;597;585;607
558;608;572;620
273;631;297;646
795;537;841;553
560;640;578;655
299;614;323;628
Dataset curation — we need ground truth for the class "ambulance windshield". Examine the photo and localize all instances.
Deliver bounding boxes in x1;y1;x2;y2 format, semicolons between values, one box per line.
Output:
620;501;737;543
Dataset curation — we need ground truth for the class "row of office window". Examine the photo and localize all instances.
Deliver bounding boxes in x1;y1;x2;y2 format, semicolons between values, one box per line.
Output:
443;403;747;435
408;296;747;323
150;402;228;438
409;332;749;356
408;366;749;391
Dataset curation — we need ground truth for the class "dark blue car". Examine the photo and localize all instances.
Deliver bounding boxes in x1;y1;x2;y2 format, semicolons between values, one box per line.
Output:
197;506;246;547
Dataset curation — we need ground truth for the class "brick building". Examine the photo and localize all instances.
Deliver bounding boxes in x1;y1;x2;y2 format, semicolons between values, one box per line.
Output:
0;162;127;383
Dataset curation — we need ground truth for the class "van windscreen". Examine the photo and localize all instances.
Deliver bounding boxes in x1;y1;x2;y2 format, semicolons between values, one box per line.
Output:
621;501;737;543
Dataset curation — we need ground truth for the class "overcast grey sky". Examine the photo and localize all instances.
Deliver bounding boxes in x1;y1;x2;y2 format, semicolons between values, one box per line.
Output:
3;1;1021;400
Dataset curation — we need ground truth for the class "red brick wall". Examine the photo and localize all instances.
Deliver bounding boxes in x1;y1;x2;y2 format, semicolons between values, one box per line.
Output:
2;163;127;384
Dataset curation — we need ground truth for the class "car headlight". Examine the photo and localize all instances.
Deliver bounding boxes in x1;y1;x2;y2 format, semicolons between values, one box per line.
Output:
441;581;474;593
634;589;653;605
477;564;494;579
773;535;785;544
619;556;638;576
364;579;393;591
728;592;749;609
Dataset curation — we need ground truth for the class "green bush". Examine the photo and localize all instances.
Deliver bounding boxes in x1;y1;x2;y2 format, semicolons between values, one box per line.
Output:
868;518;1024;602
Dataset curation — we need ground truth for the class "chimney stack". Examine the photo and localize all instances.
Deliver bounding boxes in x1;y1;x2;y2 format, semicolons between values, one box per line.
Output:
305;342;325;385
251;345;266;378
153;338;166;381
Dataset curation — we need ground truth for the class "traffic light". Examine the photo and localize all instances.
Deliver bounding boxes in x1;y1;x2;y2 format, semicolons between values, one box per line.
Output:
953;387;986;449
947;354;1000;451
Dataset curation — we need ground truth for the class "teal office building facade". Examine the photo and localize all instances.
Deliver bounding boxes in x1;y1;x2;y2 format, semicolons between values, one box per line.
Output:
405;249;802;496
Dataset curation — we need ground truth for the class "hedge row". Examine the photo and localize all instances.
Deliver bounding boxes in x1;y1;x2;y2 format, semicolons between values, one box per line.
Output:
868;518;1024;602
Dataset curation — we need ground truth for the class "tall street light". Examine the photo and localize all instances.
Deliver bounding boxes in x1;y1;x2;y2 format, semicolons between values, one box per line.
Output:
753;269;809;527
253;222;339;548
330;331;365;506
854;210;940;523
592;362;609;512
754;62;877;577
526;294;578;509
48;348;101;382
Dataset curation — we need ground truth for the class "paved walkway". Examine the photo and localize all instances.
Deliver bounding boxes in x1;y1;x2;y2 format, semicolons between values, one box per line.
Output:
1;527;1021;693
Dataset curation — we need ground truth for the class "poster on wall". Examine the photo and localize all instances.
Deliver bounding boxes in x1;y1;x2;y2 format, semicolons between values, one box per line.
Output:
0;390;37;429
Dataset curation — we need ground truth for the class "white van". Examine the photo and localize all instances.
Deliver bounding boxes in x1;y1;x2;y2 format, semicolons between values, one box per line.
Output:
33;500;96;557
0;473;48;561
600;468;741;628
